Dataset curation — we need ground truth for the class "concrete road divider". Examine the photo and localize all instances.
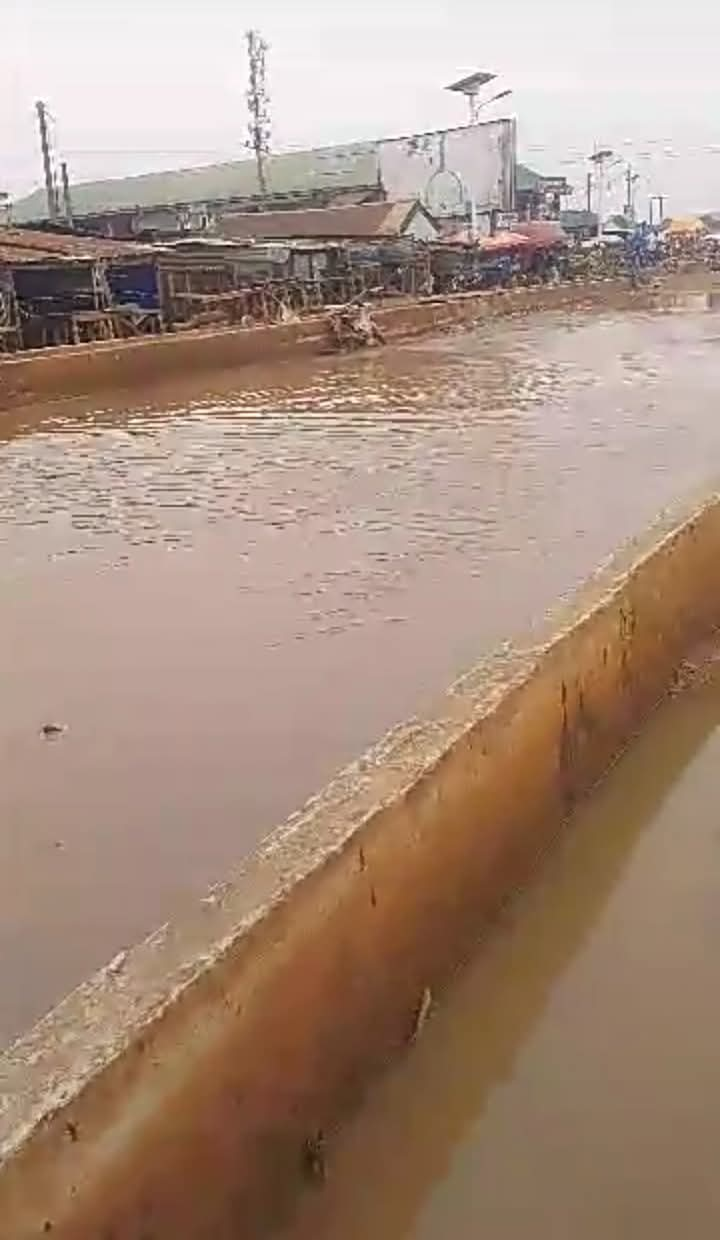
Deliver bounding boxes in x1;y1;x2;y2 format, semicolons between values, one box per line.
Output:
1;490;719;1238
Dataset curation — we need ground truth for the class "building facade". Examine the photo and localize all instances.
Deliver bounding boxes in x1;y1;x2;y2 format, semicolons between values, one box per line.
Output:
11;120;516;241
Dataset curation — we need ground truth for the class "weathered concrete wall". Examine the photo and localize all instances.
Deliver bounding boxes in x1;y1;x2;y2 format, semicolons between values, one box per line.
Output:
0;282;648;413
378;119;516;214
0;315;329;411
1;491;720;1238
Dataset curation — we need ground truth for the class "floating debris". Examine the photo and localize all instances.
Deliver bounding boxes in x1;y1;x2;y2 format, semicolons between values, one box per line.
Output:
302;1129;327;1184
105;949;128;977
40;723;67;740
410;986;433;1043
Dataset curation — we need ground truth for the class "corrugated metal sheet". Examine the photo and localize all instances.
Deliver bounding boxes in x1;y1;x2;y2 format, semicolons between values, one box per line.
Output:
511;221;568;246
478;231;531;251
0;228;146;265
217;201;424;241
516;163;570;196
10;144;381;224
516;163;544;194
10;122;516;225
560;209;598;233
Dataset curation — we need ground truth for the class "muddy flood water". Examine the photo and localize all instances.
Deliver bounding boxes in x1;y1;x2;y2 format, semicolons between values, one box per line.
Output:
281;659;720;1240
1;301;720;1043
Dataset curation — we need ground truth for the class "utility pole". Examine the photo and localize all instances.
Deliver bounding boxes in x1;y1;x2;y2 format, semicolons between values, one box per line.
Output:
586;171;593;213
35;100;59;222
245;30;271;197
625;164;639;221
649;194;665;228
60;161;73;226
589;147;613;241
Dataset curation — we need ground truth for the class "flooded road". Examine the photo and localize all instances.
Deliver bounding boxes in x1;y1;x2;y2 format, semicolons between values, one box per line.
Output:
281;662;720;1240
2;303;720;1042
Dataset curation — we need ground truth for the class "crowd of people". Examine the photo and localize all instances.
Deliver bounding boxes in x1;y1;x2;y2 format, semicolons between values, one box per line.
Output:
622;223;666;286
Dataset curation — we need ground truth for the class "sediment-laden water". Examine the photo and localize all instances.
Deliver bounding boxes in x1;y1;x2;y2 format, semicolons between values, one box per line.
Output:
1;302;718;1041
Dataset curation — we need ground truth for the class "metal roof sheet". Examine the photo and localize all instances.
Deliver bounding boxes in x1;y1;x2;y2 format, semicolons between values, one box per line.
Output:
11;144;380;224
10;122;510;225
216;200;427;241
0;227;146;264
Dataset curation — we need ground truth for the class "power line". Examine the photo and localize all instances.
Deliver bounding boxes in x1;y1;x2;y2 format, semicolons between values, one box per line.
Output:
62;149;241;157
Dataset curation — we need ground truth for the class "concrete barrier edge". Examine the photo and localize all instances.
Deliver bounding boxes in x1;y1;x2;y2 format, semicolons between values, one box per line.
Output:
0;282;648;413
1;490;719;1237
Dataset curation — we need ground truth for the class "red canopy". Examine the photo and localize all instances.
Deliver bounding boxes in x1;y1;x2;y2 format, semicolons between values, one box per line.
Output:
510;221;568;247
478;230;531;252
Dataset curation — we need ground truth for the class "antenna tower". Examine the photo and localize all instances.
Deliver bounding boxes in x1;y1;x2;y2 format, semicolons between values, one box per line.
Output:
245;30;271;197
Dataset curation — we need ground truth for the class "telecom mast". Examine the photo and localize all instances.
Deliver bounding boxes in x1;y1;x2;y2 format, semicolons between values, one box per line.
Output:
245;30;271;197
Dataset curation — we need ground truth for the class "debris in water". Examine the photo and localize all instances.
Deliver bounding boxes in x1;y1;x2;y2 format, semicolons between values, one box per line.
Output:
40;722;67;740
106;949;128;977
410;986;433;1043
302;1130;327;1184
669;657;714;695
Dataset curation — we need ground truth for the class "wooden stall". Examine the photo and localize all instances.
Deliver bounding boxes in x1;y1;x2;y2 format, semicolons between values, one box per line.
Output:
12;260;115;348
0;228;162;349
105;257;163;336
0;268;22;352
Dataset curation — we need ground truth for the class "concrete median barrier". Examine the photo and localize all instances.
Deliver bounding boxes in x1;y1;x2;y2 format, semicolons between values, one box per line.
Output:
1;490;719;1238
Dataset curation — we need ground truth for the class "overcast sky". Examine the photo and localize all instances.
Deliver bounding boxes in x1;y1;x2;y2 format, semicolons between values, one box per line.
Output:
4;0;720;214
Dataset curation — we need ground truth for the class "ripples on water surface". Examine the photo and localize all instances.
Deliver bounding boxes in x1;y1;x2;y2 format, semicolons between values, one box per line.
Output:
1;306;719;1041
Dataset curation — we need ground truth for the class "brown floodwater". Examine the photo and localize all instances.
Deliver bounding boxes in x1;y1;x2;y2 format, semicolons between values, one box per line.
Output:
280;661;720;1240
1;303;720;1043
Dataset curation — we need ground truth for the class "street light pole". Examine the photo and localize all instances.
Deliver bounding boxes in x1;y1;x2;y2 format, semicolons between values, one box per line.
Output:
649;194;665;227
475;88;513;115
469;188;478;243
625;164;639;221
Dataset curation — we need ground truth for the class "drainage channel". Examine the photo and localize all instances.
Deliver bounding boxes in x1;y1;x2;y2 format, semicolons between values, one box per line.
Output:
3;301;720;1046
281;657;720;1240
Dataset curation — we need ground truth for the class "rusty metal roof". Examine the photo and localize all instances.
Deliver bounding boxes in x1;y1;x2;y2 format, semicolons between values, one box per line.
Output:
0;228;146;265
216;200;433;242
511;220;568;246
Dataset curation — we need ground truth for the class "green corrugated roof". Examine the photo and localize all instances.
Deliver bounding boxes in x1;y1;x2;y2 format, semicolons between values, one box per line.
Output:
12;143;381;223
516;162;571;195
515;162;543;194
560;209;597;228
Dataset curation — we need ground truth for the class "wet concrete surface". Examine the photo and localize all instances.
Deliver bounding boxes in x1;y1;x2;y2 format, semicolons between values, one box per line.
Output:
2;303;720;1043
280;662;720;1240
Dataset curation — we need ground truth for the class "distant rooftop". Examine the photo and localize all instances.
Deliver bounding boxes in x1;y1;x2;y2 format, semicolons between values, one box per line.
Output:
11;119;514;226
516;163;571;195
217;200;433;242
0;226;143;264
11;143;381;225
559;209;598;235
